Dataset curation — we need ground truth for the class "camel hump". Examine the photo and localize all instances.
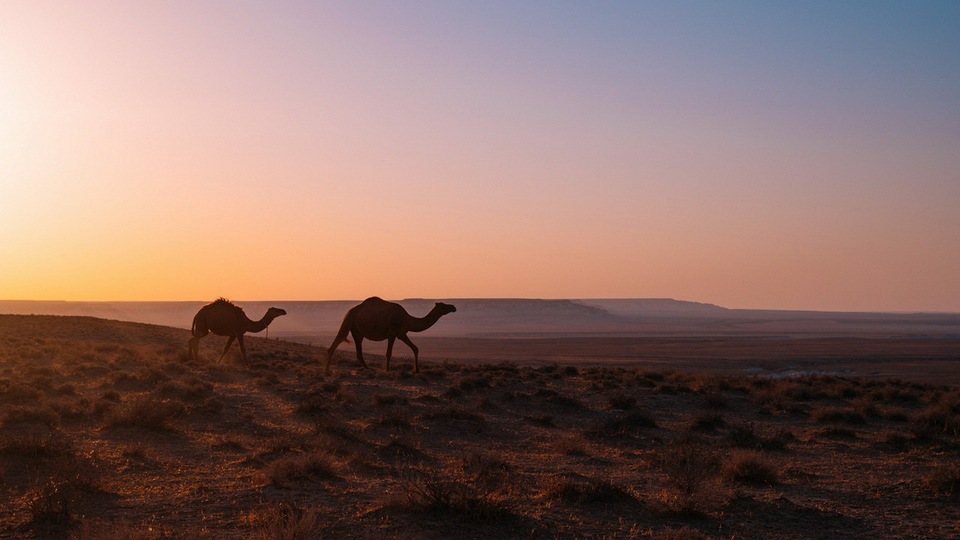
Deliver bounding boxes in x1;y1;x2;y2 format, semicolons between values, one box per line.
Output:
209;297;239;309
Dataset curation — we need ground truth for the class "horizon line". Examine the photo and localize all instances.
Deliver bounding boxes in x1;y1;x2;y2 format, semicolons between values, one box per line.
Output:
2;298;959;316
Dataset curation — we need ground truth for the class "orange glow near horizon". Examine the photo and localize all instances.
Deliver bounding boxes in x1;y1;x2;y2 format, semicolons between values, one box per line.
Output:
2;3;959;312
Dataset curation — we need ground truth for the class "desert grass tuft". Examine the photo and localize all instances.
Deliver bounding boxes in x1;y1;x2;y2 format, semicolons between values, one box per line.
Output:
657;436;720;515
722;450;779;485
1;429;63;454
71;520;160;540
423;406;487;434
541;475;636;505
0;404;60;428
644;526;712;540
534;388;585;409
104;396;186;432
912;401;960;437
266;450;339;488
810;407;867;425
246;502;324;540
608;393;638;410
589;410;658;439
690;412;725;432
925;463;960;499
726;421;793;451
392;463;516;524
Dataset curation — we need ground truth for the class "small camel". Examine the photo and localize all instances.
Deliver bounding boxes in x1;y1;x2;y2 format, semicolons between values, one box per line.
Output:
188;298;286;363
325;297;456;374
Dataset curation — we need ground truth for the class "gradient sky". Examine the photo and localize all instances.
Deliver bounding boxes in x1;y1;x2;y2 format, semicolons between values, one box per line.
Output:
2;1;958;311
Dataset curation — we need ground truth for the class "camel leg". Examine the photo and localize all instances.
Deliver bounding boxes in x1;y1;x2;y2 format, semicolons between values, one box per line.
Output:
218;336;236;363
385;337;396;371
399;335;419;373
237;334;248;363
352;333;368;369
324;345;338;375
188;329;208;362
188;337;199;362
326;337;348;375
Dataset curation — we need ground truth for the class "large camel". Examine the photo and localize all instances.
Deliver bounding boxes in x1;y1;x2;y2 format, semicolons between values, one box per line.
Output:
325;297;456;374
188;298;286;363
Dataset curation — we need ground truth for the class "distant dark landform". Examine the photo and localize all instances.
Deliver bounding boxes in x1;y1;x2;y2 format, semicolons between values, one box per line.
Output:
2;299;958;383
2;298;957;339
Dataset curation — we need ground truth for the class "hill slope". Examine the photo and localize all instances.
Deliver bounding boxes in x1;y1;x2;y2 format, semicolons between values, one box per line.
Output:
1;315;958;538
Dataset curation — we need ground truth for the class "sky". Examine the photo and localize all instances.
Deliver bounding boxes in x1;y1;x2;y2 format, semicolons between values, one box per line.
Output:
1;1;958;311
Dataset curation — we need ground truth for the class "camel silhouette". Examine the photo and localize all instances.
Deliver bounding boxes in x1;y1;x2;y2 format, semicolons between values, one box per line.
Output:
325;297;456;374
188;298;286;363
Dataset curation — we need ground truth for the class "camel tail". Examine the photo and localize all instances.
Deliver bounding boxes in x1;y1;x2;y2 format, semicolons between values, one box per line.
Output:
190;312;200;337
330;309;354;349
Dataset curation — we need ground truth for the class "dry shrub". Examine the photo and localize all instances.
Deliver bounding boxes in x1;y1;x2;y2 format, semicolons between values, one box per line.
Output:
156;378;213;400
690;412;725;432
423;406;487;434
722;450;779;485
24;478;77;532
378;407;413;428
608;393;637;410
534;388;585;409
726;422;793;451
590;410;658;438
753;383;811;416
644;527;712;540
393;462;515;523
457;375;491;391
524;413;556;427
541;476;635;505
702;392;729;410
313;414;362;443
0;430;73;462
912;402;960;437
247;502;324;540
0;404;60;428
104;396;186;432
810;407;866;425
72;520;160;540
878;431;911;451
461;452;513;492
641;370;666;382
295;385;330;416
925;463;960;499
49;397;89;420
553;433;589;456
23;464;102;536
374;393;409;407
657;437;721;514
0;381;42;405
851;396;881;418
814;427;858;440
266;450;339;488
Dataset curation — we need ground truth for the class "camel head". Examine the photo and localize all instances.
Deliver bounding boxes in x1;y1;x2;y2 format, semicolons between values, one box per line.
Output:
434;302;457;316
266;307;287;321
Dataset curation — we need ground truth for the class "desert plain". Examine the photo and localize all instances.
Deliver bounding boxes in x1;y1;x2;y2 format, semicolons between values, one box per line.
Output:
0;300;958;538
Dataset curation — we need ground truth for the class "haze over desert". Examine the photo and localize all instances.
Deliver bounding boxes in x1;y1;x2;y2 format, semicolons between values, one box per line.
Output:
3;1;959;538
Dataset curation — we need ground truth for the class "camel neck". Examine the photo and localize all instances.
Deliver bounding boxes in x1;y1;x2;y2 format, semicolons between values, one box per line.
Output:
246;316;272;333
408;308;444;333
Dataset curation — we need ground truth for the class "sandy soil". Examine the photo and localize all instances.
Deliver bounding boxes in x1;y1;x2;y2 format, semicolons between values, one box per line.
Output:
1;315;958;539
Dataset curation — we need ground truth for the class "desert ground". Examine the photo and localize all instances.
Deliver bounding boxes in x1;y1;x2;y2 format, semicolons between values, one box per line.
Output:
1;314;959;539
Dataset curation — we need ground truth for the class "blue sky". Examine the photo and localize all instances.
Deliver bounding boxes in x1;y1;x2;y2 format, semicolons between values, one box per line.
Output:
2;1;958;310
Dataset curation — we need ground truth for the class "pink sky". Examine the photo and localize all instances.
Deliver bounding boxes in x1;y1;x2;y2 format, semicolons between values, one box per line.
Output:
2;2;958;311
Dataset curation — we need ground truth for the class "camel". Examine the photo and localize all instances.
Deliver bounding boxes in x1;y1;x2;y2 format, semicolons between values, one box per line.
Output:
188;298;286;363
325;297;456;374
